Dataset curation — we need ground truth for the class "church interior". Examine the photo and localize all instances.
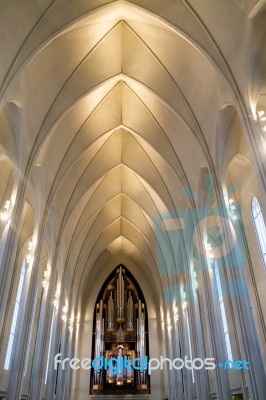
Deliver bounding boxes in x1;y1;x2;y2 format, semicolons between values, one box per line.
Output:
0;1;266;399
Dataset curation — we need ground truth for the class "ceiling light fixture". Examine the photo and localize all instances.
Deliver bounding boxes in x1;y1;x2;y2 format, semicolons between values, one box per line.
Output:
53;291;59;309
42;270;49;288
258;110;266;132
0;200;12;222
26;241;34;263
62;305;68;321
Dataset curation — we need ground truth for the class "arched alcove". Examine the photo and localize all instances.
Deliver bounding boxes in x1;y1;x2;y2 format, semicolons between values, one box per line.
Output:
90;265;149;395
73;253;164;400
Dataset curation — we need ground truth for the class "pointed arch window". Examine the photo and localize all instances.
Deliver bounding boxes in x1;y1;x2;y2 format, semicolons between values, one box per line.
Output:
251;196;266;271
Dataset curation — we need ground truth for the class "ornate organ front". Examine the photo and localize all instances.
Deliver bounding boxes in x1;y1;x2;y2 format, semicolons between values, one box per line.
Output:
91;266;149;394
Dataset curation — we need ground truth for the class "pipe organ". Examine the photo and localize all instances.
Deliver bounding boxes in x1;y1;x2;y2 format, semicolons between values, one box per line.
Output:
92;266;148;393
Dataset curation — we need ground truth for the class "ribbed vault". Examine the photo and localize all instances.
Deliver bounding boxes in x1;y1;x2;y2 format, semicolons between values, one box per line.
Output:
2;2;266;400
0;0;254;306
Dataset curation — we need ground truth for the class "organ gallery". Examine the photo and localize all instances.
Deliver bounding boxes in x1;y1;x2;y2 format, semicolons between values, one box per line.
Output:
91;266;149;394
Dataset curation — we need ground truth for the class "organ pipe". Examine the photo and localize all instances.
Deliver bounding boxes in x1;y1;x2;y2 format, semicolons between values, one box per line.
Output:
93;266;148;390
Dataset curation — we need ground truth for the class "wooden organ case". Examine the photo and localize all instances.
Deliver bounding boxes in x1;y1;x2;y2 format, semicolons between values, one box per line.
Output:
91;266;149;394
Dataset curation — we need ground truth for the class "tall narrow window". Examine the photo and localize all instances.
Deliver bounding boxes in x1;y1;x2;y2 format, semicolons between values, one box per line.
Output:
185;311;195;383
23;292;37;376
213;260;233;361
251;196;266;271
4;259;27;370
45;310;55;384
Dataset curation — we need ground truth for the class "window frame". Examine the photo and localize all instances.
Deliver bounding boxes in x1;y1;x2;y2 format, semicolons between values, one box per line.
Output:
251;196;266;271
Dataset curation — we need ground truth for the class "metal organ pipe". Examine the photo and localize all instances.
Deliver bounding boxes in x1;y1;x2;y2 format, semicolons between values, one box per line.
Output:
93;267;148;391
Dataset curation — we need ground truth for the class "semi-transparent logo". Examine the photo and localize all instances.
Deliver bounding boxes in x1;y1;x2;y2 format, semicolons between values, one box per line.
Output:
153;172;248;303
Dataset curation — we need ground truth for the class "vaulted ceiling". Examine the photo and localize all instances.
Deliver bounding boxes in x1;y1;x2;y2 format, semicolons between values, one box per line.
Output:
0;0;265;303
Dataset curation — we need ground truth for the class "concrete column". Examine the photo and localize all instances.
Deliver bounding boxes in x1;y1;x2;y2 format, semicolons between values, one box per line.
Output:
189;287;211;400
148;316;165;400
65;323;77;399
55;318;68;400
28;261;57;400
245;115;266;199
171;312;184;400
163;307;177;400
181;305;194;400
5;227;43;400
63;327;75;400
45;308;62;400
0;178;25;337
221;207;266;399
200;255;231;400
